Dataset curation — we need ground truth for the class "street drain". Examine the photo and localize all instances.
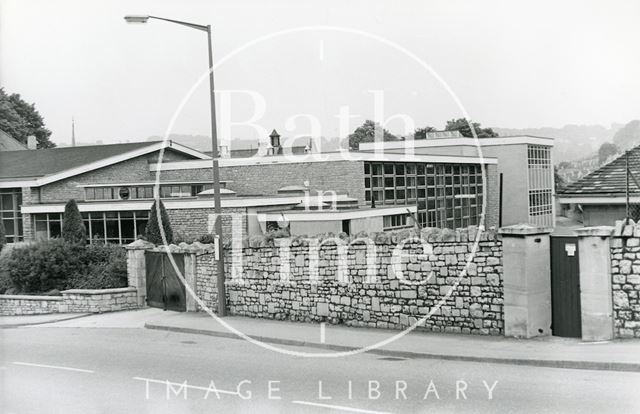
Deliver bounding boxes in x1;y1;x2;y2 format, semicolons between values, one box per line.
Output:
377;357;408;361
181;340;197;345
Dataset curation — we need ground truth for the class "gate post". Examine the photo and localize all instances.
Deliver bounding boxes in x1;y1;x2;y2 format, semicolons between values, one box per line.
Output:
575;226;614;341
499;224;553;338
126;239;155;308
184;253;198;312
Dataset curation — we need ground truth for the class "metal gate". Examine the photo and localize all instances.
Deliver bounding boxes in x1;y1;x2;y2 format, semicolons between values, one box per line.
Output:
550;236;582;338
145;252;186;312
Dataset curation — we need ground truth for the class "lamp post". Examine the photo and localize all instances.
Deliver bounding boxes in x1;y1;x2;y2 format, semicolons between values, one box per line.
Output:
124;14;227;316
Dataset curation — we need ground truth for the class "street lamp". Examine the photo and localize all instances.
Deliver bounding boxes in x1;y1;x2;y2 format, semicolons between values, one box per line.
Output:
125;14;227;316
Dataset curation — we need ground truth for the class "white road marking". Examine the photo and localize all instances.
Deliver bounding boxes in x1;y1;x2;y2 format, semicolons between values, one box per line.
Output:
292;400;394;414
320;322;326;343
133;377;238;395
13;361;94;373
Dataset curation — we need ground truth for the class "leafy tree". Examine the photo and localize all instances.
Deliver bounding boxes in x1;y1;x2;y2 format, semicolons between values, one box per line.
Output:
555;166;566;192
348;120;400;150
612;120;640;150
145;199;174;245
598;142;619;164
445;118;499;138
0;219;6;252
413;126;437;140
62;199;86;244
0;88;55;148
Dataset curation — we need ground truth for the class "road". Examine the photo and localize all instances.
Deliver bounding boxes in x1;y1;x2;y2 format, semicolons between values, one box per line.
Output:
1;326;639;413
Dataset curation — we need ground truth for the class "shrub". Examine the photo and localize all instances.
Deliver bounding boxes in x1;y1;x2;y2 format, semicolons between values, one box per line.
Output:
198;233;217;244
145;199;173;245
6;240;128;294
62;199;86;244
6;239;85;293
67;244;128;289
0;219;6;252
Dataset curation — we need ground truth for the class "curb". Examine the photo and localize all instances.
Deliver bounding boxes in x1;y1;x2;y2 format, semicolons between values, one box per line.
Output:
0;313;92;328
144;323;640;373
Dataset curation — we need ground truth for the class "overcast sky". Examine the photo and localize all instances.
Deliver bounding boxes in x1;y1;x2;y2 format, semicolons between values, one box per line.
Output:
1;0;639;146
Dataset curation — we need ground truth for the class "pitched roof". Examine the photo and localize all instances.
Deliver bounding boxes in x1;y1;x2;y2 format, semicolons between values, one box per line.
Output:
0;129;27;151
560;146;640;196
0;141;210;183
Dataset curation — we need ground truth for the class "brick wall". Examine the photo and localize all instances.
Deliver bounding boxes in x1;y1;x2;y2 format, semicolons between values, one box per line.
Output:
35;149;193;204
0;287;139;316
194;228;504;335
168;207;247;241
610;225;640;338
159;160;367;202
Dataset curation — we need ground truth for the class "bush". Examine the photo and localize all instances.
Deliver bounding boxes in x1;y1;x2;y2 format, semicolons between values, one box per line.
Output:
62;199;86;244
0;219;6;252
6;240;128;294
145;199;173;245
198;233;217;244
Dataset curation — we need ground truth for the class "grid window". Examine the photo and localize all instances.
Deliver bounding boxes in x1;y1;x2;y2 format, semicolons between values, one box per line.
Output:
364;161;484;229
1;189;23;242
527;145;554;226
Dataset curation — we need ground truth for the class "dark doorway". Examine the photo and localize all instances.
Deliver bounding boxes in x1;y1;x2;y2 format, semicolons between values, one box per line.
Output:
145;252;186;312
342;219;351;235
550;236;582;338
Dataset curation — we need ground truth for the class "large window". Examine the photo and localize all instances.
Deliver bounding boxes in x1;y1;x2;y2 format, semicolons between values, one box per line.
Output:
33;211;149;244
0;189;23;243
364;162;483;229
527;145;554;227
85;184;213;201
383;213;412;230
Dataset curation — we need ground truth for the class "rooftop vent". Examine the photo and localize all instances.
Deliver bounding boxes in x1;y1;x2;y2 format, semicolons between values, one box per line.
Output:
424;130;463;139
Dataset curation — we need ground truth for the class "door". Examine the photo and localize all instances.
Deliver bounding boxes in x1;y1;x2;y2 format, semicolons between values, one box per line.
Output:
145;252;186;312
550;236;582;338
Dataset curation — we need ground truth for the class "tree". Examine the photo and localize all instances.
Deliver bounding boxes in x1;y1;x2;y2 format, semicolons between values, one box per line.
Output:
145;199;174;245
612;120;640;150
0;88;55;148
62;199;86;244
445;118;499;138
0;219;6;252
413;126;437;140
348;120;399;150
598;142;619;164
555;166;566;192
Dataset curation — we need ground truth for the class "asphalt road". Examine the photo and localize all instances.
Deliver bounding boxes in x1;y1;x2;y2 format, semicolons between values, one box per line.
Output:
1;327;639;413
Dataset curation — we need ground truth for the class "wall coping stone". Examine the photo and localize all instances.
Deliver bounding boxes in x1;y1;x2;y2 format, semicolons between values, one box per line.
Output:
125;239;156;250
498;223;553;236
0;294;63;301
612;219;640;237
61;287;137;295
575;226;614;237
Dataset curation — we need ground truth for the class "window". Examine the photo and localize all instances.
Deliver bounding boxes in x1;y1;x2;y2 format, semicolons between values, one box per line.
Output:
85;183;214;201
34;210;149;244
364;161;484;229
383;213;412;230
0;189;23;242
527;145;554;226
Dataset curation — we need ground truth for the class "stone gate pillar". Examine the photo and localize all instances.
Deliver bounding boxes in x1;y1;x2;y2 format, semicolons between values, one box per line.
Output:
125;239;154;308
499;224;553;338
576;226;614;341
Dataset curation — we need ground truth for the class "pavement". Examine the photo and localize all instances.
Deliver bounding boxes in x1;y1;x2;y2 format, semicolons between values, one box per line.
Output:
6;308;640;372
0;312;90;327
142;311;640;372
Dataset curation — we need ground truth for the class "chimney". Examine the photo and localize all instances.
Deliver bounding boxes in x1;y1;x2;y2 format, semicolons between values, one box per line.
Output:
27;135;37;150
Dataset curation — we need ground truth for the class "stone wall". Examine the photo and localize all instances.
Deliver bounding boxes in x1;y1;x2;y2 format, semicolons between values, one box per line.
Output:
167;207;247;241
610;222;640;338
195;228;504;335
0;287;139;316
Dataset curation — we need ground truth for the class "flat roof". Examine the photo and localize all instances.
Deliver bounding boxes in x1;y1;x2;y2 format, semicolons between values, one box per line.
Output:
359;135;554;151
258;205;417;222
149;151;497;172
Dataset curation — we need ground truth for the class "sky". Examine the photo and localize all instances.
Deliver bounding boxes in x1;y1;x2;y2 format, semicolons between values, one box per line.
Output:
1;0;640;147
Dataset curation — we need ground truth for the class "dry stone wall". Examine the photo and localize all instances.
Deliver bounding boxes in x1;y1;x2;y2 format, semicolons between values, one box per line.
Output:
611;221;640;338
195;228;504;335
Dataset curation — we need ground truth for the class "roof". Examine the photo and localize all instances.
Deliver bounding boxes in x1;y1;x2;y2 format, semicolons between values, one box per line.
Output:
560;146;640;197
358;135;554;151
0;129;27;151
0;140;210;186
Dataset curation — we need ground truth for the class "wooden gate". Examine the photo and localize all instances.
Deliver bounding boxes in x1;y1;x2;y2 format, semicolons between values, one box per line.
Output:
550;236;582;338
145;252;186;312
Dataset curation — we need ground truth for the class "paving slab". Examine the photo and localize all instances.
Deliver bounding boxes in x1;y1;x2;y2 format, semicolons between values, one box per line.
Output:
0;313;90;327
